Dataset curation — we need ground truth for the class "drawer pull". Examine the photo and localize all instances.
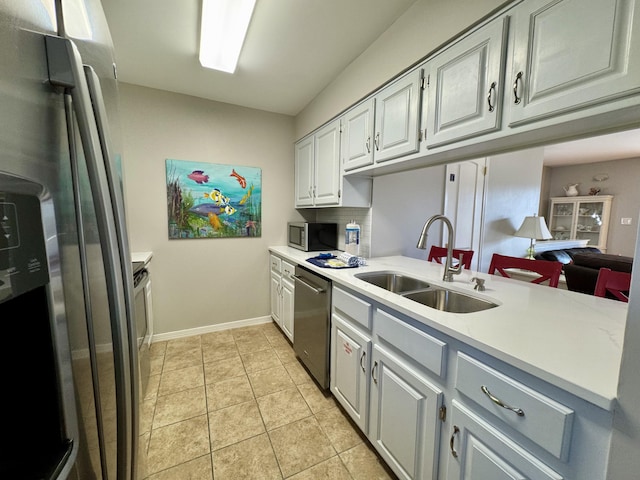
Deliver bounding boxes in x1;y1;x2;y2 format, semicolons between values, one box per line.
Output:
449;425;459;458
481;385;525;417
360;351;366;373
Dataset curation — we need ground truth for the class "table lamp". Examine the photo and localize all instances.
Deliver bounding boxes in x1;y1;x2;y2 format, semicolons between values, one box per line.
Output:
514;215;552;259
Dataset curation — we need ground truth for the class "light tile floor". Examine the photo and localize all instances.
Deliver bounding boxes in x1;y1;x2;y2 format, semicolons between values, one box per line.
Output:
139;321;398;480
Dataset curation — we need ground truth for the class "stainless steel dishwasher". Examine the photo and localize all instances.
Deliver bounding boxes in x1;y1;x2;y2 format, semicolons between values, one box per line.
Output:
293;264;332;389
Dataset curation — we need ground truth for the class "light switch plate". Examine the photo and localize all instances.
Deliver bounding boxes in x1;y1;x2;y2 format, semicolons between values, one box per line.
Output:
621;218;632;225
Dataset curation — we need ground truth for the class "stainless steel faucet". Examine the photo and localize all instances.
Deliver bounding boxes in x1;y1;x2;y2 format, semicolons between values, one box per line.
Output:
417;214;463;282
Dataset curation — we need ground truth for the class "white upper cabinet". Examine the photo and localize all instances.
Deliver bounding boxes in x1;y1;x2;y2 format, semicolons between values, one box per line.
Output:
313;120;342;206
295;119;372;208
508;0;640;126
294;120;340;207
294;135;314;207
373;68;423;163
342;98;375;172
298;0;640;179
425;16;509;148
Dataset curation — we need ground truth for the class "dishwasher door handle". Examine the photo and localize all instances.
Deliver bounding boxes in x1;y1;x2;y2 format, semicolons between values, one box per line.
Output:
293;275;325;294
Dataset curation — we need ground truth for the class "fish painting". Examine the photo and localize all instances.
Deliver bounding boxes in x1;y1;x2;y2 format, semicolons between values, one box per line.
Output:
187;170;209;184
230;169;247;188
166;158;261;239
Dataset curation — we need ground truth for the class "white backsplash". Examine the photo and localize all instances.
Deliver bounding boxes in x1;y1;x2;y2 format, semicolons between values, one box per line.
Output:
315;207;372;258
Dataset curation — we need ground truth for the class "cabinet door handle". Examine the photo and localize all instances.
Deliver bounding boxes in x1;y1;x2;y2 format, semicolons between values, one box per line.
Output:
360;351;366;373
374;132;380;151
513;71;523;104
450;425;460;458
372;360;378;384
481;385;525;417
366;136;371;153
487;81;496;112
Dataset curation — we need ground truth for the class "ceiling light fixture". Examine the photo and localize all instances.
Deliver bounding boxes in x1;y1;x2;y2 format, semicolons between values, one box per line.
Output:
199;0;256;74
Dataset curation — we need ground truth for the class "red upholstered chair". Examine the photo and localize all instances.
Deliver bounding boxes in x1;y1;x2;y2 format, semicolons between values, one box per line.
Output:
488;253;563;288
594;268;631;302
428;246;474;269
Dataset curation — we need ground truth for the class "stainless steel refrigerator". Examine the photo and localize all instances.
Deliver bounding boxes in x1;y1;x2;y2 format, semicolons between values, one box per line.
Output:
0;1;143;479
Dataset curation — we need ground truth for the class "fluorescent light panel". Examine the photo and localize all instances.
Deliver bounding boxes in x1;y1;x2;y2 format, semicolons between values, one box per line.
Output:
199;0;256;73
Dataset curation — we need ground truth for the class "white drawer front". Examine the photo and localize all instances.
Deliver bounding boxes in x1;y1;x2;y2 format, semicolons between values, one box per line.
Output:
270;254;282;273
455;352;574;461
333;286;372;330
281;260;295;279
374;308;447;378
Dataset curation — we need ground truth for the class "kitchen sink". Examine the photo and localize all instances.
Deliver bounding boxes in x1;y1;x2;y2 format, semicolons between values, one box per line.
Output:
354;271;432;293
355;270;498;314
402;288;498;314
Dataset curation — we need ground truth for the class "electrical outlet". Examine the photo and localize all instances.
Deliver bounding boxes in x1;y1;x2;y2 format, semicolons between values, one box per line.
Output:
621;218;632;225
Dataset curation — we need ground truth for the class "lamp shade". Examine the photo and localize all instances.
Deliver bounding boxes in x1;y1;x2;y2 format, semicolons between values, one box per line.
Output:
514;215;553;240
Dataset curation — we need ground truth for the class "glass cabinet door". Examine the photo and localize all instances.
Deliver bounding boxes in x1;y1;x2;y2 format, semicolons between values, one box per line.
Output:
550;201;574;240
575;200;604;243
548;196;612;251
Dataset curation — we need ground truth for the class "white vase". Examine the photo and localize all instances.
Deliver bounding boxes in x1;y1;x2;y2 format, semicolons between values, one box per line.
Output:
563;184;579;196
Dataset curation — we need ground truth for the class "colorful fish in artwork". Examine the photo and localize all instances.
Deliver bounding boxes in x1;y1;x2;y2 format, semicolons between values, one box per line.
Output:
230;169;247;188
224;205;236;215
187;170;209;184
239;185;254;205
190;203;225;216
208;212;222;230
203;189;222;203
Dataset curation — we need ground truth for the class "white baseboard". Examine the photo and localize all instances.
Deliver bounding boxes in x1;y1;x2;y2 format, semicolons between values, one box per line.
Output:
151;315;273;343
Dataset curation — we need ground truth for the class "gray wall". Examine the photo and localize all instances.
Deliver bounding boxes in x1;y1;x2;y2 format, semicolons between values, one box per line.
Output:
540;157;640;257
479;148;545;273
370;166;446;258
119;83;296;336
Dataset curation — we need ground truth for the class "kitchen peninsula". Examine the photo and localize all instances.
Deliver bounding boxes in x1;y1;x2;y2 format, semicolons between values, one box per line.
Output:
269;246;626;480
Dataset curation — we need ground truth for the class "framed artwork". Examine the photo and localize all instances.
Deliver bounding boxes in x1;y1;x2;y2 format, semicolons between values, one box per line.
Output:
166;159;262;239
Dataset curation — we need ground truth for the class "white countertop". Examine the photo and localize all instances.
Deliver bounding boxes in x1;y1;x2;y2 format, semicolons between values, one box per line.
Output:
269;246;627;411
132;251;153;265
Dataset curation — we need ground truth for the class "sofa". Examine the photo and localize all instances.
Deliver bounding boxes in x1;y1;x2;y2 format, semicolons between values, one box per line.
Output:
535;248;633;297
534;247;603;266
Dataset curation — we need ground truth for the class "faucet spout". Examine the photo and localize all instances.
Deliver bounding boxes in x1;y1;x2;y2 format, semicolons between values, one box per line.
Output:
417;214;462;282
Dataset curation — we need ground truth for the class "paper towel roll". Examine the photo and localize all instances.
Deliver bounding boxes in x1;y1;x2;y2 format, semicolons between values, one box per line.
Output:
337;252;366;267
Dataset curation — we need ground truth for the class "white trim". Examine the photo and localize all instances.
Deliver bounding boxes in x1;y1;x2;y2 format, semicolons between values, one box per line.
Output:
151;315;272;343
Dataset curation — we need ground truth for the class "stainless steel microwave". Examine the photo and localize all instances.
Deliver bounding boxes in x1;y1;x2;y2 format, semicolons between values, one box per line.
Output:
288;222;338;251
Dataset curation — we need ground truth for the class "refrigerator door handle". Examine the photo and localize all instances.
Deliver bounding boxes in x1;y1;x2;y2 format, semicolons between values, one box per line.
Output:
45;34;135;480
84;65;141;480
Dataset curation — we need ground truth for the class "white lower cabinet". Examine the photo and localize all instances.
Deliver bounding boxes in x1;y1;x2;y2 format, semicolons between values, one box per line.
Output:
330;314;371;432
331;286;444;480
270;270;281;324
269;254;294;342
328;284;614;480
369;344;443;480
280;275;294;340
446;400;563;480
